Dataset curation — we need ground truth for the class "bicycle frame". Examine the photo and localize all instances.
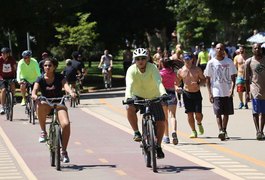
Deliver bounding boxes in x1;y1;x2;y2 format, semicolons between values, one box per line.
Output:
122;96;169;173
39;95;69;171
101;66;112;89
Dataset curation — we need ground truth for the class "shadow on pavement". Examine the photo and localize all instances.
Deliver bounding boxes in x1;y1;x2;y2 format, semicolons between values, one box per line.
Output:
158;165;213;174
81;91;125;100
61;164;116;172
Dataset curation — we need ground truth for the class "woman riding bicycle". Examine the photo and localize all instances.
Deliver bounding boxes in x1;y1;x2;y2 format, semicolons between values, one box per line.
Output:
32;57;76;163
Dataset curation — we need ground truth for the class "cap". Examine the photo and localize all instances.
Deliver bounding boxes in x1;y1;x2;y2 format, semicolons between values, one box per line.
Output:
183;54;193;60
211;42;215;46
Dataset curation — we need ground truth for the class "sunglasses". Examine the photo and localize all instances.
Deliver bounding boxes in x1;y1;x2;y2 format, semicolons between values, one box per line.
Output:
44;64;52;67
135;57;147;61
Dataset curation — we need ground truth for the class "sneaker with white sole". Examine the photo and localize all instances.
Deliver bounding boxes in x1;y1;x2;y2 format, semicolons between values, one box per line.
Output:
0;107;5;115
61;150;70;163
39;131;47;143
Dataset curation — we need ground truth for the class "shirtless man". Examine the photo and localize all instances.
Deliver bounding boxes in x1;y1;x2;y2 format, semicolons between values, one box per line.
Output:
234;45;248;109
177;53;206;138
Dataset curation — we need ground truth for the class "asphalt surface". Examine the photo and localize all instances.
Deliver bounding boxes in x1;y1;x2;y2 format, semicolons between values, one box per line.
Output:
0;86;264;180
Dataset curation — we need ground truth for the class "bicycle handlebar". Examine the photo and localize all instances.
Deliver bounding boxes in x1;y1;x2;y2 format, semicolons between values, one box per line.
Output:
37;95;70;107
122;95;171;106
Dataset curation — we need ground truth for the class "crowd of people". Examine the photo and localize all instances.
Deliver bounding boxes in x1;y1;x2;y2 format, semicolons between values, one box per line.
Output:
124;42;265;158
0;41;264;162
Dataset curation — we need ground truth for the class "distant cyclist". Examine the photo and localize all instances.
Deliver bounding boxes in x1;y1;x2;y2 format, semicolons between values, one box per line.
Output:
98;49;113;80
0;47;17;114
125;48;167;159
62;59;81;87
31;57;76;163
17;50;41;106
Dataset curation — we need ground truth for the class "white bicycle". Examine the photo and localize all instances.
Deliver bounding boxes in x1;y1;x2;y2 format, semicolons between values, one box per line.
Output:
99;65;112;89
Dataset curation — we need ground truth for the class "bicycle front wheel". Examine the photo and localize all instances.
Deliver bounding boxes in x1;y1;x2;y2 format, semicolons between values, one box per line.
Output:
30;98;36;125
147;119;157;172
55;125;61;171
49;124;56;167
142;119;151;167
5;92;11;121
8;92;13;121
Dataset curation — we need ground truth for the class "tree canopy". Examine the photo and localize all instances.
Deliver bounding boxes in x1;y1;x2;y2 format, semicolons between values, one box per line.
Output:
0;0;264;59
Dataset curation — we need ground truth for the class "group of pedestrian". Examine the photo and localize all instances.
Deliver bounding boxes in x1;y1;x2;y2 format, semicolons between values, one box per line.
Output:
124;42;265;159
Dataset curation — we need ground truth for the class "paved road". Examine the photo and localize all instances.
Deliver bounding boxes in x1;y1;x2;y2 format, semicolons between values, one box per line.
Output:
0;86;264;180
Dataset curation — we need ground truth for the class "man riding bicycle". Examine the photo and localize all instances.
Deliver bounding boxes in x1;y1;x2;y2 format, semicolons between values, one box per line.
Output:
0;47;17;114
98;50;113;80
17;50;41;106
125;48;167;159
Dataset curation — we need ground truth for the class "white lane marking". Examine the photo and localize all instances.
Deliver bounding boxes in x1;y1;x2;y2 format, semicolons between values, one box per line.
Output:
81;107;244;180
0;127;37;180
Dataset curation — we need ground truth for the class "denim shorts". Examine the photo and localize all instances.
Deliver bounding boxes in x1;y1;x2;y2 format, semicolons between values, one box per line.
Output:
161;90;177;106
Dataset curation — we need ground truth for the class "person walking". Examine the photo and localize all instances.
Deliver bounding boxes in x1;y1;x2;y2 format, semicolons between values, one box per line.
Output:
177;53;206;138
234;45;248;109
245;43;265;140
159;58;179;145
204;43;237;141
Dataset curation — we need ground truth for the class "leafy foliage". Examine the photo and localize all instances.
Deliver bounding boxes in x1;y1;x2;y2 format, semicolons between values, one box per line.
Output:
55;13;98;50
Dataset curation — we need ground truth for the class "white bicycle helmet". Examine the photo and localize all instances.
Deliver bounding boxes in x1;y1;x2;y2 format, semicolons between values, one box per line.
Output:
133;48;148;59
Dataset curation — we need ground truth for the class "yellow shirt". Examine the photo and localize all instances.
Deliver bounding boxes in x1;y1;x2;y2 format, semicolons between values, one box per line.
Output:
125;62;166;99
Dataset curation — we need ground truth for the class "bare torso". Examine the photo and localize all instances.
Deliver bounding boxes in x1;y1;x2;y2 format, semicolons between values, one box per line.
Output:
178;66;204;92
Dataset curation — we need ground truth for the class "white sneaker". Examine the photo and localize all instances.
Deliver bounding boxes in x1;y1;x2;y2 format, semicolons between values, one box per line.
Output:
0;107;5;115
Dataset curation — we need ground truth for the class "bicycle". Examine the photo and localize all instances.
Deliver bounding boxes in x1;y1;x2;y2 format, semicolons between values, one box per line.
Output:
2;79;16;121
69;77;81;108
122;95;170;173
38;95;69;171
22;79;36;124
99;65;112;89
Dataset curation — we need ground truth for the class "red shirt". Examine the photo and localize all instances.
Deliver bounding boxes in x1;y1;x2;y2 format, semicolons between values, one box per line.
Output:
0;56;17;79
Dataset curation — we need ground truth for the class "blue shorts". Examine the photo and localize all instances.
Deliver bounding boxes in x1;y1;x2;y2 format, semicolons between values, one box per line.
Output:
161;90;177;106
252;99;265;114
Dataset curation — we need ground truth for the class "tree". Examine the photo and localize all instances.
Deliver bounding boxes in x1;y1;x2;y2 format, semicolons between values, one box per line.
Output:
55;13;98;51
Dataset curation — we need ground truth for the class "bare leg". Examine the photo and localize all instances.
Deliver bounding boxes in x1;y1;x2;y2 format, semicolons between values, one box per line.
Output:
156;121;165;146
253;114;259;132
195;113;203;124
260;114;265;133
216;115;223;131
58;107;70;151
168;105;177;132
162;105;169;137
37;103;51;132
222;115;229;131
187;112;196;131
127;105;138;131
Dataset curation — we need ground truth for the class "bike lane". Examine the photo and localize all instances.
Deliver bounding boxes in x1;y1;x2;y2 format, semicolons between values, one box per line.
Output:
0;101;232;180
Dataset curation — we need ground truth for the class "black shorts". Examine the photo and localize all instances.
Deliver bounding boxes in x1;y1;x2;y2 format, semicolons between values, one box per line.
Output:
183;90;202;113
213;97;234;115
129;97;165;121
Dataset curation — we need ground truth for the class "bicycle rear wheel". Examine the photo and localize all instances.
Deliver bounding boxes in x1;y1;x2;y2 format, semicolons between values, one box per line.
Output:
147;119;157;172
142;119;151;167
55;125;61;171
